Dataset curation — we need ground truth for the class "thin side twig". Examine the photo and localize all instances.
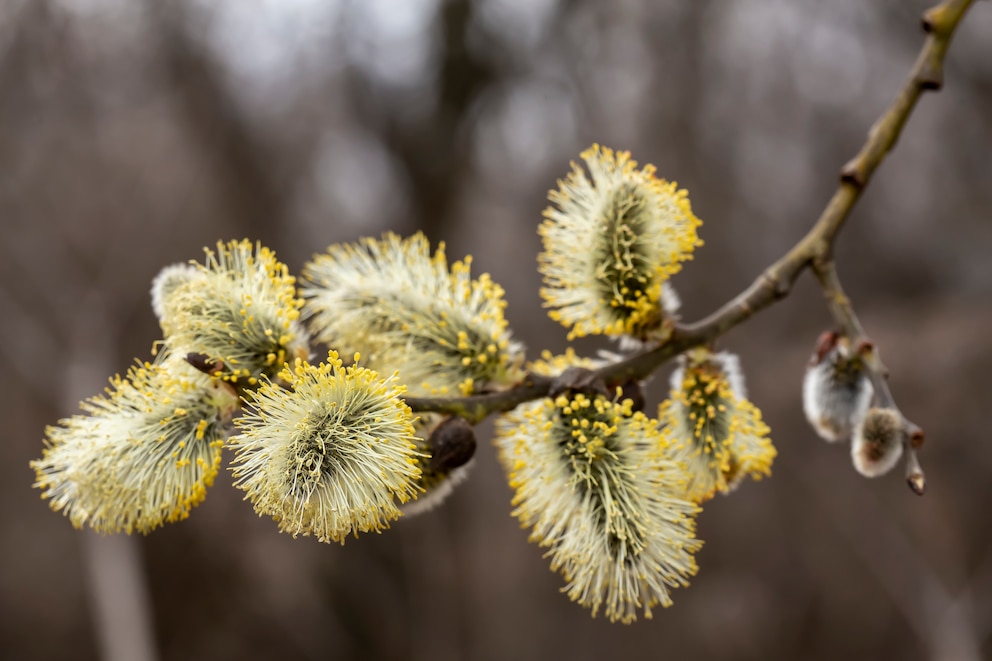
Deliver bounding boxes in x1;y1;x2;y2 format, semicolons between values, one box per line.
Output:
811;260;928;494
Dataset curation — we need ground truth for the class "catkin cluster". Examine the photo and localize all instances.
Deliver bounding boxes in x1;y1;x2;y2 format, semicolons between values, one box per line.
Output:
33;237;514;540
33;145;789;623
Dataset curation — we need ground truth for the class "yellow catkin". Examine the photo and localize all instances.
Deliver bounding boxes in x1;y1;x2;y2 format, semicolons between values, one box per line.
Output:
157;240;308;383
301;232;524;397
659;350;775;503
539;145;702;340
229;351;422;544
494;385;700;623
31;353;239;534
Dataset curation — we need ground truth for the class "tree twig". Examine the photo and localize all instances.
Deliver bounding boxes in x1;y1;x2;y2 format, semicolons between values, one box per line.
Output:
811;259;928;494
405;0;975;425
810;262;894;411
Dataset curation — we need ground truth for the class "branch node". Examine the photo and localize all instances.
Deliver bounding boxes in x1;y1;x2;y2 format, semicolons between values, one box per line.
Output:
909;425;925;449
773;275;792;298
840;159;866;187
921;5;953;36
918;64;945;91
759;270;791;300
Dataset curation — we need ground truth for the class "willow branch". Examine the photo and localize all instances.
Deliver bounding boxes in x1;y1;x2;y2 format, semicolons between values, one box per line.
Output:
405;374;554;424
406;0;975;425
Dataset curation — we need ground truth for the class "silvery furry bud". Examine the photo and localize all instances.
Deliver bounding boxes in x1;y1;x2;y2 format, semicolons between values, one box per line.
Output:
851;407;906;477
802;331;873;442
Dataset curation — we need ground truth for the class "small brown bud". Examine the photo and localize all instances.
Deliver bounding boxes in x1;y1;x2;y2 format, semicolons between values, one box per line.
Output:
905;448;927;496
906;471;927;496
617;379;646;413
909;425;925;449
427;417;477;474
186;352;224;376
401;416;476;517
812;330;839;365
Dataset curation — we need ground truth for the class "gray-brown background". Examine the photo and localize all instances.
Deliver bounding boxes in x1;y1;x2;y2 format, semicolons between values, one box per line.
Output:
3;1;991;659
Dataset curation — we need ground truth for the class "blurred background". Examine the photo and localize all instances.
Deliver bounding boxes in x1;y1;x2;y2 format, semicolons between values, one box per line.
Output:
3;0;992;659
